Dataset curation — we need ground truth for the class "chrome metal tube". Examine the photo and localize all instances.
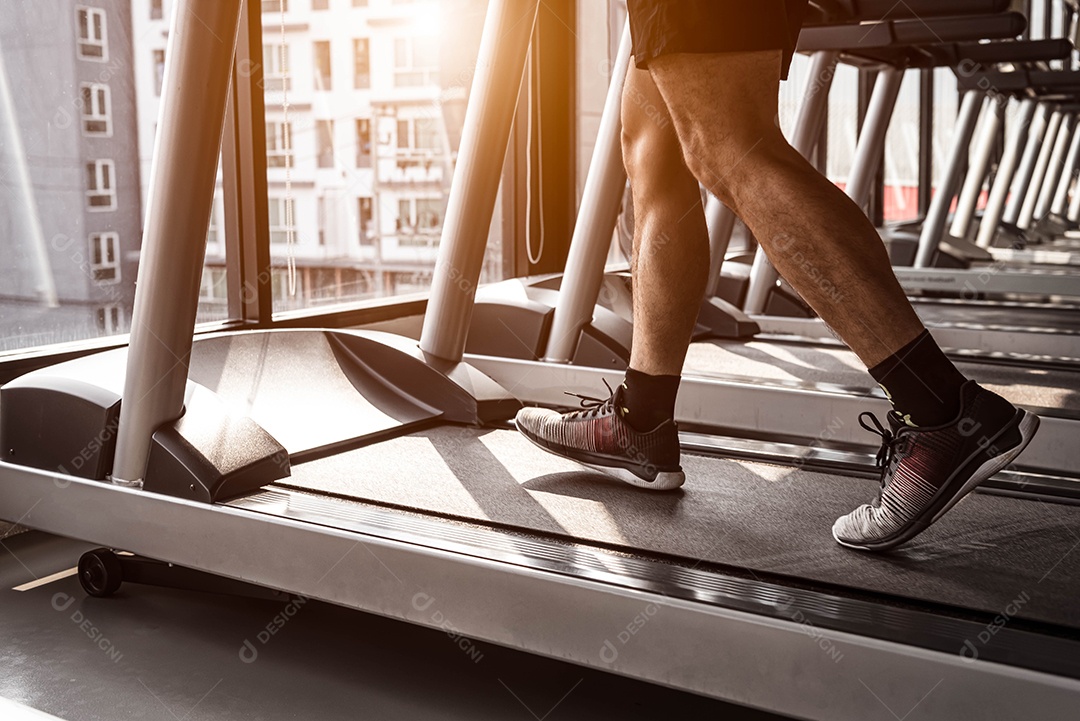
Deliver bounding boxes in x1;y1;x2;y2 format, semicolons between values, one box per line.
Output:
419;0;541;362
976;99;1036;248
111;0;244;485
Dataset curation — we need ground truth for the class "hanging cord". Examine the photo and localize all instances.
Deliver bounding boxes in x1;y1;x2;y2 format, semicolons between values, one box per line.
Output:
280;0;297;296
525;41;545;266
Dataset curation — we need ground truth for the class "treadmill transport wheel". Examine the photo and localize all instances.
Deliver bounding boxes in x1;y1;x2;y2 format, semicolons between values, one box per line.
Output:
78;548;123;598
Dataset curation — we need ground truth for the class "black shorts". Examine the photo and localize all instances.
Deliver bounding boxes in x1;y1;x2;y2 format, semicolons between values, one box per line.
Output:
627;0;810;79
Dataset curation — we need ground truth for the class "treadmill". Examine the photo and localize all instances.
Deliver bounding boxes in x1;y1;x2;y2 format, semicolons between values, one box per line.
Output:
1;2;1079;720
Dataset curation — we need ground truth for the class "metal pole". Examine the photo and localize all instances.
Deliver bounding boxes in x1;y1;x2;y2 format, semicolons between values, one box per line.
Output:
846;67;904;209
976;98;1036;248
1068;162;1080;222
1004;102;1051;225
743;50;838;314
950;97;1004;240
913;90;983;268
542;22;632;363
704;197;736;298
0;36;58;308
1034;113;1075;221
419;0;541;362
1016;107;1061;230
1050;117;1080;217
111;0;244;485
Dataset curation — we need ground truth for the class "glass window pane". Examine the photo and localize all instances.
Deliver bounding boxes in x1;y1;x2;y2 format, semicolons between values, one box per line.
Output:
0;4;235;350
266;1;498;313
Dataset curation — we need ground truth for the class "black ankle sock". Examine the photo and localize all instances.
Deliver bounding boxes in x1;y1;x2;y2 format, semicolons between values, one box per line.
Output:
618;367;681;432
868;329;967;426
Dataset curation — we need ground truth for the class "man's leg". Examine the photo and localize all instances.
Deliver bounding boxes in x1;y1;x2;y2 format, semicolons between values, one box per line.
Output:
513;61;698;491
647;50;1038;550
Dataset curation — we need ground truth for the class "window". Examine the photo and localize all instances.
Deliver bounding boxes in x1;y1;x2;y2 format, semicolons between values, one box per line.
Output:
352;0;368;6
356;118;372;167
263;43;290;92
358;197;374;242
262;0;286;12
314;41;331;91
76;7;108;60
415;117;440;150
269;197;296;244
200;267;228;302
353;38;370;89
317;120;334;168
396;119;409;149
153;50;165;95
266;121;292;168
150;0;163;19
88;232;120;283
313;0;329;9
81;83;111;135
96;306;122;335
416;198;442;229
393;37;438;87
85;160;116;210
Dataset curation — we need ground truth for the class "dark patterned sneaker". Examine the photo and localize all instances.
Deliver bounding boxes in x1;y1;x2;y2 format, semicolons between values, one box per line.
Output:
833;381;1040;551
514;382;684;490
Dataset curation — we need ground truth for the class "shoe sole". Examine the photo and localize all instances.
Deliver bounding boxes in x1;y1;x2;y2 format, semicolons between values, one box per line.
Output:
834;410;1040;552
516;424;685;491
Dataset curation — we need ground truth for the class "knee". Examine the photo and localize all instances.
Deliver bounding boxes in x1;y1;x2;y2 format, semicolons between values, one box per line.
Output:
679;123;790;209
621;114;686;190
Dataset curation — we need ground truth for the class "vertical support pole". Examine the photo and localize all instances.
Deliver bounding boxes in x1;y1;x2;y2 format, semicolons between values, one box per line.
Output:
976;98;1036;248
419;0;541;362
1050;117;1080;217
846;67;904;209
111;0;244;485
743;50;838;315
542;22;632;363
1017;108;1063;229
704;198;737;298
913;90;983;268
950;97;1005;240
917;69;934;218
1034;113;1075;222
1003;102;1050;225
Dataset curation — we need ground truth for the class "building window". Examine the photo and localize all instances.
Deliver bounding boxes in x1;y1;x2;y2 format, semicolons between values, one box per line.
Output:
81;84;111;135
88;232;120;283
396;118;440;152
76;7;108;61
263;43;290;92
314;41;331;91
269;197;296;244
153;50;166;95
396;119;409;150
393;37;438;87
397;198;442;234
317;120;334;168
262;0;286;12
150;0;163;19
352;0;368;6
85;160;116;211
266;121;292;168
353;38;370;89
313;0;329;9
356;118;372;167
96;305;122;334
358;197;373;242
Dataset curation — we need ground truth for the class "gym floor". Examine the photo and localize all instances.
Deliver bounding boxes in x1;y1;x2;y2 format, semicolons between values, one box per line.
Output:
0;530;791;721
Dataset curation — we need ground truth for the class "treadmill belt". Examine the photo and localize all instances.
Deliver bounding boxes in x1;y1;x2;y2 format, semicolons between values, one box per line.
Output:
684;339;1080;411
286;425;1080;629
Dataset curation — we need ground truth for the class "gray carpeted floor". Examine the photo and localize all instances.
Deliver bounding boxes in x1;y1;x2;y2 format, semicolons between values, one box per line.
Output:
287;425;1080;629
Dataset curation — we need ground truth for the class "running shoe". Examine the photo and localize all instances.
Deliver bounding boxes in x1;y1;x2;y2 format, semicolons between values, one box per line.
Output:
514;381;684;490
833;381;1040;551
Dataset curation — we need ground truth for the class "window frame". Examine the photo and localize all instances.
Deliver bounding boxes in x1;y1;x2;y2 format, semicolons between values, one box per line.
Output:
75;6;109;62
85;159;117;212
81;83;112;136
88;232;121;285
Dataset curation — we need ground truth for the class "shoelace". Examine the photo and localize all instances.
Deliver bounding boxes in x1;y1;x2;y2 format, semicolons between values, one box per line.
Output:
563;379;616;420
859;411;908;505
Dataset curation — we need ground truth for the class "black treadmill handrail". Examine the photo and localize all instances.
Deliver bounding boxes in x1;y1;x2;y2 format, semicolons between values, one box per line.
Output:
808;0;1011;24
798;13;1027;53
